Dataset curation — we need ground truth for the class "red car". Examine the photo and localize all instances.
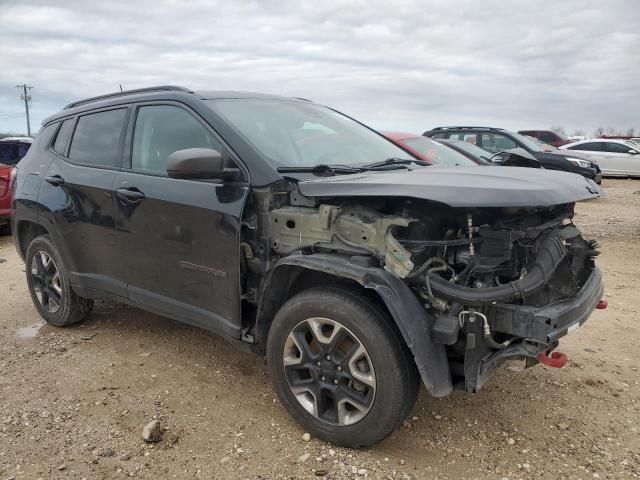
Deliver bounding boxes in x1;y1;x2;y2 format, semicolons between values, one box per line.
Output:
0;138;32;233
517;130;571;147
382;131;478;166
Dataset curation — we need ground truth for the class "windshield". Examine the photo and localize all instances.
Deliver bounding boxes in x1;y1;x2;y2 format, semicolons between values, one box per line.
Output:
401;137;476;166
444;139;493;161
0;142;30;166
208;99;413;168
510;132;544;152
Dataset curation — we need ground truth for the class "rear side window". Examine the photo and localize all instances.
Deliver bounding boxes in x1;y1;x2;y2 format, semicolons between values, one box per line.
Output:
539;132;557;143
568;142;604;152
131;105;222;175
480;133;518;153
68;109;127;168
52;119;75;155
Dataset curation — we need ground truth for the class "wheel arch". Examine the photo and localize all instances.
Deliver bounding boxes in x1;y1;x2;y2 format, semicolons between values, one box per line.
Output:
15;219;49;261
256;253;453;398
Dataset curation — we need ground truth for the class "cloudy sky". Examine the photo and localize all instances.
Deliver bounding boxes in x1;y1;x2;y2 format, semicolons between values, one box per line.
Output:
1;0;639;136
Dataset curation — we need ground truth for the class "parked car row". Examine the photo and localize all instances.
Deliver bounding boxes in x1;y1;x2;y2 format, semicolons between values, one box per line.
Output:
386;126;639;179
10;86;605;447
423;126;602;183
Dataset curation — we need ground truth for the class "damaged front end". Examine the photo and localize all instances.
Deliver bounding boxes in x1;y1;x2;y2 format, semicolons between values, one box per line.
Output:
244;171;603;396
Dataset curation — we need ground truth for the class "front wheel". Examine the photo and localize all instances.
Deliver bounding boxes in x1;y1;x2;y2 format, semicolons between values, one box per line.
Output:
267;287;419;447
25;235;93;326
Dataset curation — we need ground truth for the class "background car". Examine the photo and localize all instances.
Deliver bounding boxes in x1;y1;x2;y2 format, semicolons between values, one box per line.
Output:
560;138;640;177
381;131;479;166
518;129;571;147
0;137;32;234
423;126;601;183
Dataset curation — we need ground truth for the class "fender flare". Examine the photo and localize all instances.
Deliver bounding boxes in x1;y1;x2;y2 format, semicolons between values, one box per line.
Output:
259;253;453;398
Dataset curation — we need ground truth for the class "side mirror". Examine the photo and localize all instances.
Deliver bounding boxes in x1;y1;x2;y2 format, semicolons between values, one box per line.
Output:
166;148;224;179
629;150;638;155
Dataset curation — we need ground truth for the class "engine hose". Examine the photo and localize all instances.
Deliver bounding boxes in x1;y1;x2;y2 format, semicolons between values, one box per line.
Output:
427;232;566;306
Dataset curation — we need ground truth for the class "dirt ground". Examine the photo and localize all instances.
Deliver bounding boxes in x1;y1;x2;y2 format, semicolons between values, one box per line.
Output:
0;179;639;480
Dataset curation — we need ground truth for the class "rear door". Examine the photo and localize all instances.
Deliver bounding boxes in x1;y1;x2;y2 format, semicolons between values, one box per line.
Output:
113;102;248;337
37;108;129;297
604;142;640;175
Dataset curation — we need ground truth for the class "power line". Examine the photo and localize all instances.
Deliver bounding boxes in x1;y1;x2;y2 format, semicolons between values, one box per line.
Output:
16;84;33;137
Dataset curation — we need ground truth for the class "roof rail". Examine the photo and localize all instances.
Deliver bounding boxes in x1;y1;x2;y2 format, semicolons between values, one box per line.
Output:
429;126;505;131
64;85;193;110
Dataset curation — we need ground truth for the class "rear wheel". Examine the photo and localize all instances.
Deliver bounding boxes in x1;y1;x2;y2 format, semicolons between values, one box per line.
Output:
267;286;419;447
25;235;93;326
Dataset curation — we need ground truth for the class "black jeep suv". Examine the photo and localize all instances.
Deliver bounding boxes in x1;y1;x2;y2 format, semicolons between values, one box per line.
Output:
11;86;604;447
423;126;602;183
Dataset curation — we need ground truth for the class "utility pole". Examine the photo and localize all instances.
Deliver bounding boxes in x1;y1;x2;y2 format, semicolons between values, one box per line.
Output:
16;84;33;137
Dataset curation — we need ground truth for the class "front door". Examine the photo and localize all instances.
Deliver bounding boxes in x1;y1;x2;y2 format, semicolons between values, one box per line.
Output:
603;142;640;175
114;103;248;337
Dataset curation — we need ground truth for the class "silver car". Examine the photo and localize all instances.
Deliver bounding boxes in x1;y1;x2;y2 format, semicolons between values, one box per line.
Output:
560;139;640;177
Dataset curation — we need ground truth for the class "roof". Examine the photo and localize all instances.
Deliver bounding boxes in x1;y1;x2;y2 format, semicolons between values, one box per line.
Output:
44;85;307;126
196;90;307;102
0;136;33;143
425;126;506;132
380;131;423;141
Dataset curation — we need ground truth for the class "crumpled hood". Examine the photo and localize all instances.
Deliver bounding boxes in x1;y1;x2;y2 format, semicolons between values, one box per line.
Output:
297;165;601;207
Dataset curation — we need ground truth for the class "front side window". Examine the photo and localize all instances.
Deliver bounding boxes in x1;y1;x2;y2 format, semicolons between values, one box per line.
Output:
131;105;222;175
53;118;75;155
68;109;127;167
606;142;635;154
208;99;411;168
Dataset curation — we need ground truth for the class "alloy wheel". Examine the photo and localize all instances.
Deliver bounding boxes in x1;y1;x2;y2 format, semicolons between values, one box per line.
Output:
30;251;62;313
283;317;376;426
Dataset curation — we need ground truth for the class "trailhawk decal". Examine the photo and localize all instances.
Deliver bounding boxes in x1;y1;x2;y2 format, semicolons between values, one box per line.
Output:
179;260;227;278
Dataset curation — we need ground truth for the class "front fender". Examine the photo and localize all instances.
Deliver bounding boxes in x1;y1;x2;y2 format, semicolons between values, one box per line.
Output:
262;253;453;398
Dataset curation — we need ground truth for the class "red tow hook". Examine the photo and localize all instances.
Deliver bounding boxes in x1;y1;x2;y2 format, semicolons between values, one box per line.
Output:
536;351;568;368
596;299;608;310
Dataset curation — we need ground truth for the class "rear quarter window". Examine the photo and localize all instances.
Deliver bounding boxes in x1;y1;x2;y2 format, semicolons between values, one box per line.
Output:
52;118;75;155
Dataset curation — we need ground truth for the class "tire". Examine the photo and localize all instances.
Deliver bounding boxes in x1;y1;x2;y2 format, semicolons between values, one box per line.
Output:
25;234;93;326
267;286;419;447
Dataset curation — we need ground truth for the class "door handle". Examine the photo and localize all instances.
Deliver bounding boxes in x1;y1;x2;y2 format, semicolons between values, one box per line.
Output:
45;175;65;186
116;187;145;203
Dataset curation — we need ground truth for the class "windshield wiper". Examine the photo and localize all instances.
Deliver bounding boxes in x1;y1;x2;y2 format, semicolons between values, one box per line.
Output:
361;157;427;170
277;164;363;176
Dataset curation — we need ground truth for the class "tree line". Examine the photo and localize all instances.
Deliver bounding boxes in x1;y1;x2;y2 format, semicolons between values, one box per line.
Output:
550;126;637;138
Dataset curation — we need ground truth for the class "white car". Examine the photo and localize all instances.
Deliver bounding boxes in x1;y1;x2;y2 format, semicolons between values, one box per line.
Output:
560;139;640;177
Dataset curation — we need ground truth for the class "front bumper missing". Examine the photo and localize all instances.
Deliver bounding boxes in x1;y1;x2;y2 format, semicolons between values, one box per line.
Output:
465;267;604;392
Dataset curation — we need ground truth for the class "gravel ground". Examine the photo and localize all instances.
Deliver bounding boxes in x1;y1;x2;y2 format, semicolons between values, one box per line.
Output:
0;179;639;480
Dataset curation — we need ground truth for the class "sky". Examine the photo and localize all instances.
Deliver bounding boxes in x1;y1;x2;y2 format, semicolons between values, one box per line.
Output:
1;0;639;137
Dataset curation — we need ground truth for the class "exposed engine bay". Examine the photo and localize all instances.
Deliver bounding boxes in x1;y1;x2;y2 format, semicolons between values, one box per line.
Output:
241;180;601;393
